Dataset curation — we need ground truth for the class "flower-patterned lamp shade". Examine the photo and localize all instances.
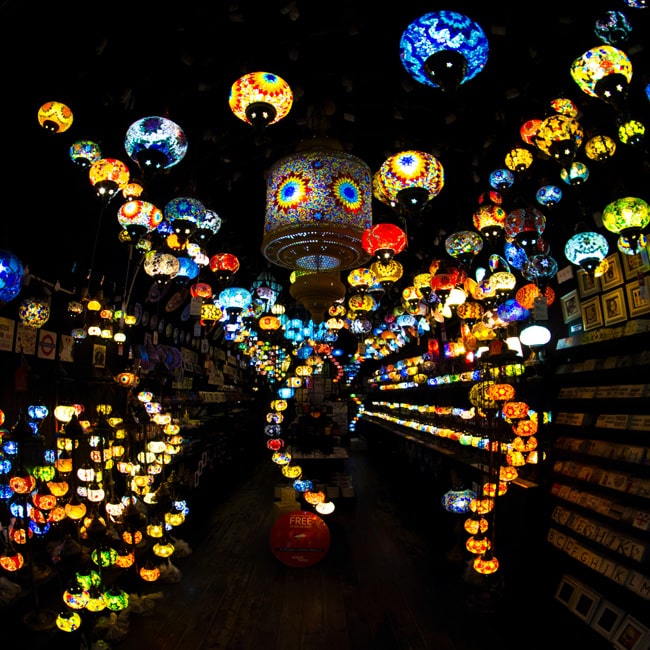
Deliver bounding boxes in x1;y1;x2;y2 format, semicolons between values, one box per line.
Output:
229;71;293;127
602;196;650;252
584;134;616;161
143;250;180;284
536;184;563;207
570;45;633;109
18;297;50;328
488;168;515;192
441;488;477;513
594;10;632;47
0;249;24;305
362;223;407;261
88;158;130;200
69;140;102;167
124;116;188;170
263;142;372;271
193;208;222;244
560;161;590;186
370;259;404;287
375;150;445;214
117;200;163;240
534;114;584;167
164;197;206;241
209;253;240;282
564;231;610;273
37;101;73;133
505;207;546;252
504;146;534;173
347;267;377;293
219;286;252;313
445;230;483;264
472;204;506;247
399;11;489;91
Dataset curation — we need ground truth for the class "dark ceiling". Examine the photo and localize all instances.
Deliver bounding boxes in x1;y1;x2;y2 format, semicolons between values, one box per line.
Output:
1;0;650;317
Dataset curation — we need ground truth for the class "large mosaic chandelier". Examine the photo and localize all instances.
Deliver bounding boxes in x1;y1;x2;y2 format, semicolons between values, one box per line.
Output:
262;138;373;272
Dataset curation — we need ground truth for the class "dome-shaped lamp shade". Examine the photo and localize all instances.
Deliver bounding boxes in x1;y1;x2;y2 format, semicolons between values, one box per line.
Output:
584;134;616;162
219;286;253;312
472;204;506;248
193;208;222;244
602;196;650;253
18;297;50;328
400;11;489;91
519;322;551;347
536;184;563;207
0;249;24;305
564;231;609;273
445;230;483;264
441;488;477;513
37;101;73;133
209;253;240;282
594;11;632;48
164;197;205;241
69;140;102;168
505;208;546;252
263;142;373;271
370;259;404;287
174;256;200;284
570;45;633;108
89;158;130;200
143;251;180;284
560;161;590;186
362;223;407;261
534;114;584;167
229;71;293;127
117;200;163;240
375;150;445;213
125;116;188;170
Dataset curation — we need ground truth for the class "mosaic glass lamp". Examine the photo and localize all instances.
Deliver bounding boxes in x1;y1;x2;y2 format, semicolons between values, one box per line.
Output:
362;223;407;261
505;207;546;253
570;45;633;109
488;169;515;192
164;197;206;241
37;101;73;133
534;114;584;167
124;116;188;170
442;487;477;513
229;72;293;127
445;230;483;266
0;249;24;305
560;161;590;186
504;145;534;173
69;140;102;168
117;200;163;240
209;253;240;282
536;184;563;207
584;134;616;161
472;204;506;248
370;259;404;287
192;208;222;244
399;11;489;91
143;251;180;284
564;231;609;273
18;297;50;328
601;196;650;253
374;150;445;213
594;10;632;48
263;139;372;271
88;158;130;200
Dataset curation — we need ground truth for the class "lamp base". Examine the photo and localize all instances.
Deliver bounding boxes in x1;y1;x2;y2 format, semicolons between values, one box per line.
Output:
22;608;58;631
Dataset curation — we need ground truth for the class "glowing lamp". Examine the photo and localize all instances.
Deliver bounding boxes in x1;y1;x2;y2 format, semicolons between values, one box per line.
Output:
584;134;616;161
0;248;24;305
38;101;73;133
56;609;82;632
143;250;180;283
229;71;293;127
117;200;163;239
375;150;445;213
486;383;515;401
505;208;546;252
362;223;407;261
445;230;483;265
601;196;650;253
69;140;102;167
88;158;130;200
209;253;240;282
464;516;488;535
18;297;50;328
104;586;130;612
466;536;491;554
263;140;372;271
473;553;499;575
441;487;476;513
515;284;555;310
564;231;609;273
124;116;188;170
536;184;563;207
489;169;515;191
534;114;584;166
504;146;534;173
347;267;377;293
370;259;404;287
399;11;489;91
472;204;506;247
139;562;161;582
164;197;205;241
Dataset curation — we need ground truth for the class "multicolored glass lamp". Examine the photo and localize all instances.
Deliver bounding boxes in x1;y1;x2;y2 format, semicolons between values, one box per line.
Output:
370;259;404;288
143;250;180;284
0;249;24;305
445;230;483;266
192;208;222;245
263;139;372;271
124;116;188;170
594;10;632;48
472;203;506;248
164;197;206;242
534;114;584;167
505;207;546;254
69;140;102;168
37;101;73;133
209;253;240;283
362;223;407;262
229;71;293;127
374;150;445;214
564;231;609;274
399;11;489;91
570;45;633;110
601;196;650;253
88;158;130;200
117;200;163;240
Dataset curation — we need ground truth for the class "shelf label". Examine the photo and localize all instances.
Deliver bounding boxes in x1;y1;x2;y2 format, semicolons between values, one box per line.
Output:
629;414;650;431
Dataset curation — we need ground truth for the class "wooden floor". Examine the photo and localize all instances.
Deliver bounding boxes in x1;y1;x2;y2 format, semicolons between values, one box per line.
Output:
2;441;612;650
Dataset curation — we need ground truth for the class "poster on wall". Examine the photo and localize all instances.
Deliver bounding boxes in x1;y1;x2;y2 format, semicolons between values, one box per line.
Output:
14;323;37;355
37;329;57;360
59;334;74;362
0;317;15;352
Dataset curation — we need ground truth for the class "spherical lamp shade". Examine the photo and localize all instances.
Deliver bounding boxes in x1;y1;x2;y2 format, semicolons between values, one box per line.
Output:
0;249;24;305
229;71;293;127
209;253;240;282
441;488;477;513
37;101;73;133
445;230;483;264
117;200;163;240
504;145;534;173
164;197;206;240
560;161;590;186
570;45;633;108
534;114;584;166
18;297;50;328
515;283;555;310
370;259;404;287
472;204;506;247
536;184;563;207
219;286;253;313
594;11;632;47
263;142;372;271
362;223;407;261
193;208;222;244
375;150;445;213
143;251;180;283
505;207;546;252
89;158;130;200
69;140;102;168
584;134;616;162
519;322;552;347
564;231;609;273
125;116;188;170
399;11;489;91
601;196;650;252
347;267;377;293
489;168;515;191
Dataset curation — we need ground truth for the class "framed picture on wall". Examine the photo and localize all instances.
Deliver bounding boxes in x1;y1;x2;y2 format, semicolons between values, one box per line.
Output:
581;295;604;331
560;289;581;323
622;246;650;281
602;287;628;326
601;253;624;290
625;280;650;318
612;615;649;650
577;270;600;298
591;601;626;640
554;574;580;609
569;584;601;624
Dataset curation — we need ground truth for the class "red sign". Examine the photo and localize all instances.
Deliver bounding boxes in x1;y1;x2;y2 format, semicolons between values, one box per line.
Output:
270;510;330;567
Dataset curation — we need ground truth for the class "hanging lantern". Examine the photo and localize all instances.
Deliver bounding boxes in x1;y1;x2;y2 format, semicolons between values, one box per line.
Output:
37;101;73;133
117;200;163;240
0;249;24;306
564;231;610;273
515;283;555;310
533;114;584;166
209;253;240;283
263;139;372;271
370;259;404;287
472;204;507;248
441;487;476;513
229;71;293;127
505;208;546;253
473;553;499;575
124;116;188;170
504;145;534;173
445;230;484;265
164;197;205;241
601;196;650;253
143;250;180;284
69;140;102;167
18;297;50;328
374;150;445;214
584;134;617;161
347;267;377;293
536;184;563;207
399;11;489;91
489;169;515;192
362;223;408;261
89;158;130;200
